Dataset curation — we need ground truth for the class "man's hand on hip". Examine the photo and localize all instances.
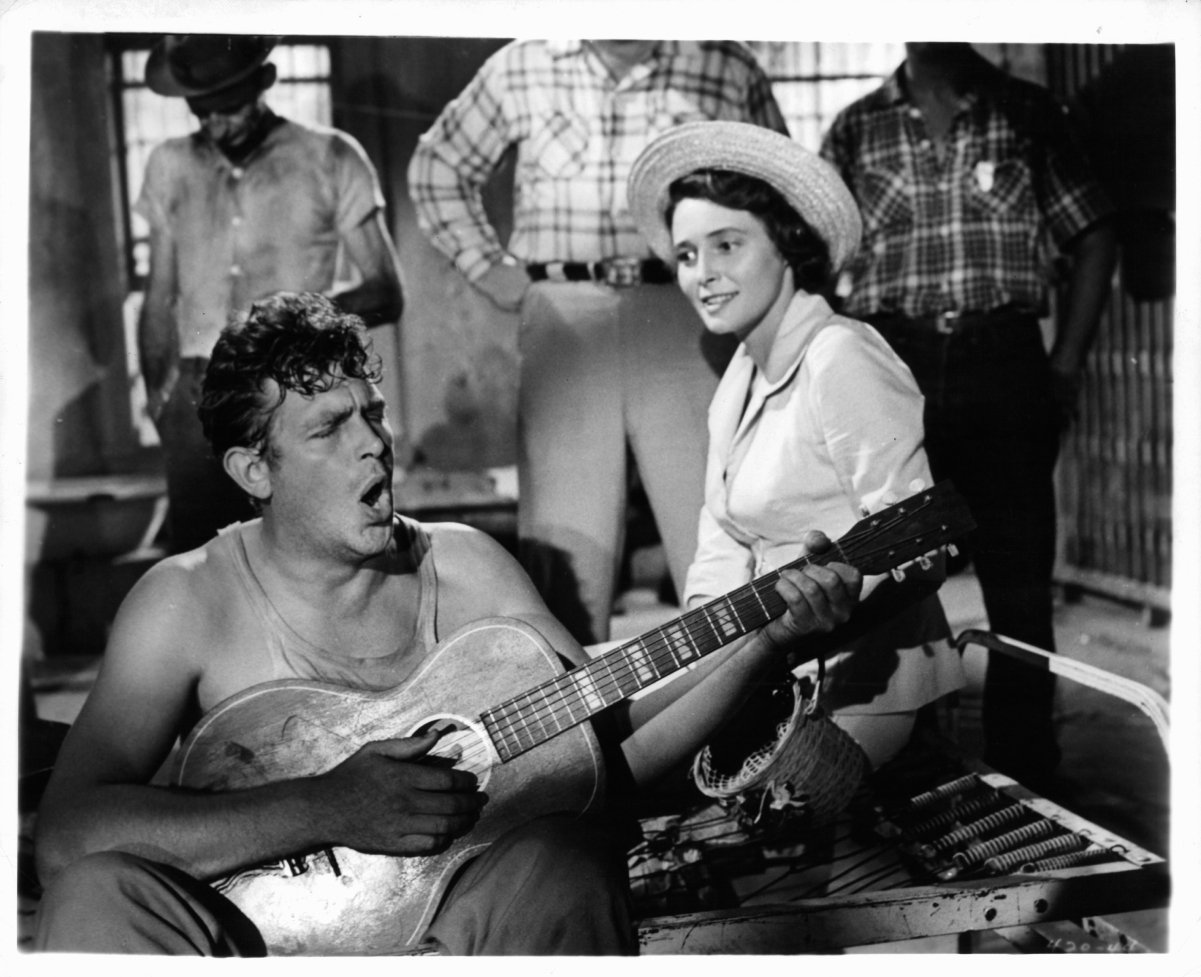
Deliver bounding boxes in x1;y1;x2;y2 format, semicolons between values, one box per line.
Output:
472;263;530;313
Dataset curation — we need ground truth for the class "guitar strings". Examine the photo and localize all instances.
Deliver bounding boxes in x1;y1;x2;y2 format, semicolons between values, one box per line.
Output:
487;527;938;755
484;512;950;754
485;511;951;759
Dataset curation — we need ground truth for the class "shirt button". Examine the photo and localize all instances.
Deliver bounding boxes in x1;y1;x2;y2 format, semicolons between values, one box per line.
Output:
231;167;244;179
230;265;242;277
231;215;243;227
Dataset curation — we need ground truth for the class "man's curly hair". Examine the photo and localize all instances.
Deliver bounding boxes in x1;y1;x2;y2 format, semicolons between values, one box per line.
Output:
199;291;383;462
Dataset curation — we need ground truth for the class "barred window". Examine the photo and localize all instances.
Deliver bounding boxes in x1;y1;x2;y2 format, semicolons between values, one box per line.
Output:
747;42;906;150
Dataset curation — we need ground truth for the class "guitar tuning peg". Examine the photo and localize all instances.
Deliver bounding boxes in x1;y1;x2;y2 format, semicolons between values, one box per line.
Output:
917;555;933;571
891;567;907;583
947;544;959;558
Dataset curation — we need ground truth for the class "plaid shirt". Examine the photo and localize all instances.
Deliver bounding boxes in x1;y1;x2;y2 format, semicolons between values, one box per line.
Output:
821;58;1113;318
408;40;786;280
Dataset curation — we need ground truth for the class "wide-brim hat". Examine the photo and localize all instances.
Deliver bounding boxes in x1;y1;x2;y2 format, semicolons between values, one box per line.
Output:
628;121;863;273
146;34;279;99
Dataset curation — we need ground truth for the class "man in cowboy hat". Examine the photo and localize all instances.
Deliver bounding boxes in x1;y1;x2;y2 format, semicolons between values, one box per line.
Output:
137;34;404;554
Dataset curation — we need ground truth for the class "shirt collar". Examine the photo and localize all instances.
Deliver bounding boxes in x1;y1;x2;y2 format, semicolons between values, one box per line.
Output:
885;56;1000;113
553;39;672;70
759;291;837;390
191;109;286;169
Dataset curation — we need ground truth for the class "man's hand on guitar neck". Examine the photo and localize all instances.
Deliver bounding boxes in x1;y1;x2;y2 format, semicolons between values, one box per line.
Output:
761;530;863;650
314;732;487;856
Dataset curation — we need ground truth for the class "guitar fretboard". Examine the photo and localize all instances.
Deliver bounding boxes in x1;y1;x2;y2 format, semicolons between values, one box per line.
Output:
479;482;968;764
480;548;838;763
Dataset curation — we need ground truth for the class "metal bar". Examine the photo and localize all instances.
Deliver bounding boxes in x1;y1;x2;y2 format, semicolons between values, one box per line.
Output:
953;630;1170;752
637;861;1168;953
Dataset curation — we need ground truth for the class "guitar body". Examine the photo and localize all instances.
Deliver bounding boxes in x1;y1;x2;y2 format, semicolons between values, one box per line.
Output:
171;618;604;955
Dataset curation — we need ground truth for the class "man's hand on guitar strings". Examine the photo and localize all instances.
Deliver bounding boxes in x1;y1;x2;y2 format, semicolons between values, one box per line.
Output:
762;530;862;647
315;732;488;857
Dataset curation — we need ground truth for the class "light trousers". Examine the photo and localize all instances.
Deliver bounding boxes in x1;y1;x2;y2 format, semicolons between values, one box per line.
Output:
517;281;729;644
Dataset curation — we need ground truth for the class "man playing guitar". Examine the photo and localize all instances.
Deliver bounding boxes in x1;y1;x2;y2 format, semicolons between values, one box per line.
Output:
33;292;863;955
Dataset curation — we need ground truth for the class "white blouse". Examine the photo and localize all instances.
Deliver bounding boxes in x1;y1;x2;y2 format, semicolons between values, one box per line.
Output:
683;291;964;715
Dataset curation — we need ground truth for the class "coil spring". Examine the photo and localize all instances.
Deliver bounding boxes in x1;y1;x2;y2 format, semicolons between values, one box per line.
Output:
953;818;1056;869
904;775;979;811
1020;846;1110;873
985;833;1087;874
932;802;1027;852
907;793;998;837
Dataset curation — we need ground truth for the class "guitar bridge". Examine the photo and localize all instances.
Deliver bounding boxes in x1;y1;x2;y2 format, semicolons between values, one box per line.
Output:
281;848;342;878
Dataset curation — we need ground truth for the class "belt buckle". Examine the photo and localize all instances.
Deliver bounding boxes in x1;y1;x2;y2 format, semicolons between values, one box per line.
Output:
934;311;960;335
601;256;641;288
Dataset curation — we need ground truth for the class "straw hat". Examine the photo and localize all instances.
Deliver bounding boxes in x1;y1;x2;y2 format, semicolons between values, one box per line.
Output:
628;121;862;272
146;35;278;99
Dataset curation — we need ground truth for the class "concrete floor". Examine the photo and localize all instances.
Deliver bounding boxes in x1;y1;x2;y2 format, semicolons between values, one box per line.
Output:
26;559;1172;953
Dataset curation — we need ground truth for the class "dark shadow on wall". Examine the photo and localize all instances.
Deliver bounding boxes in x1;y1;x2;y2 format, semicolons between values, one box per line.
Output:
1070;44;1176;303
516;539;597;648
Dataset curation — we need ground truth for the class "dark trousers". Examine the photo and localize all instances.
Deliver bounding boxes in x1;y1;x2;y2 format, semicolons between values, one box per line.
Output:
155;358;252;554
869;311;1061;782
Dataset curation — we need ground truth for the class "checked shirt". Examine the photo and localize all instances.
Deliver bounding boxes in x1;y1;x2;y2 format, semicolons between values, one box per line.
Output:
408;40;786;281
821;60;1113;319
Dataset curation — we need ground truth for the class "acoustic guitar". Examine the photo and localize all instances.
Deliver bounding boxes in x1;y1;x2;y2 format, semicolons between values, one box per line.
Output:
171;481;974;954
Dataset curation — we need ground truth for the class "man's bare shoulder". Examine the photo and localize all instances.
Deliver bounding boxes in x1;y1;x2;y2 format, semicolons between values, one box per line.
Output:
422;519;507;557
113;538;242;650
418;519;586;665
421;520;527;603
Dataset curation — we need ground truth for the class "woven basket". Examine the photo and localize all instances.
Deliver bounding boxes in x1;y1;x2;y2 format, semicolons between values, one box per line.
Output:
692;670;868;830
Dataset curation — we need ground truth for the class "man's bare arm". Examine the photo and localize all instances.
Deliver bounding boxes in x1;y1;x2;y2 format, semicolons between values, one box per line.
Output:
1049;219;1119;424
34;561;483;887
136;223;180;421
330;212;404;326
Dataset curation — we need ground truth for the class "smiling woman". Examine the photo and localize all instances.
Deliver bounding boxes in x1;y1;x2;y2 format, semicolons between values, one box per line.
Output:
669;197;798;358
627;121;965;777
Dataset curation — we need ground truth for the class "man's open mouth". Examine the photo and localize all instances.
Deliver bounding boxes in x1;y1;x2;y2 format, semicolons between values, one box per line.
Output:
360;476;389;508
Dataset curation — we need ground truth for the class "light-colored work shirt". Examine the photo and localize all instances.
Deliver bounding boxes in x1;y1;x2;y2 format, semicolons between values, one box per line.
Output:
407;40;787;280
136;115;385;358
683;291;964;714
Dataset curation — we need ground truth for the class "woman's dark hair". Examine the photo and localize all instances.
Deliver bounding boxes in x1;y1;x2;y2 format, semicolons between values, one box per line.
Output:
199;291;382;462
666;169;832;294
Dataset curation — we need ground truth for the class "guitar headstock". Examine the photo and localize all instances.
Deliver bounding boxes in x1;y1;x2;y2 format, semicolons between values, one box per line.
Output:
835;482;975;576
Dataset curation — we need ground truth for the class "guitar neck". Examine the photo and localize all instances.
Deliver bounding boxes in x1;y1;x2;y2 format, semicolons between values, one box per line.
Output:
480;481;972;764
481;547;837;764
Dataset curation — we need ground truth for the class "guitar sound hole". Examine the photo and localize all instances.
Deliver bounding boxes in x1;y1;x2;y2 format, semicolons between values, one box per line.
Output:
410;716;494;787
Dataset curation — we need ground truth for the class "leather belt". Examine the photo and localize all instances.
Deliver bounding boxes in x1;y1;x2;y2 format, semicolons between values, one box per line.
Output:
527;257;674;288
868;307;1039;336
